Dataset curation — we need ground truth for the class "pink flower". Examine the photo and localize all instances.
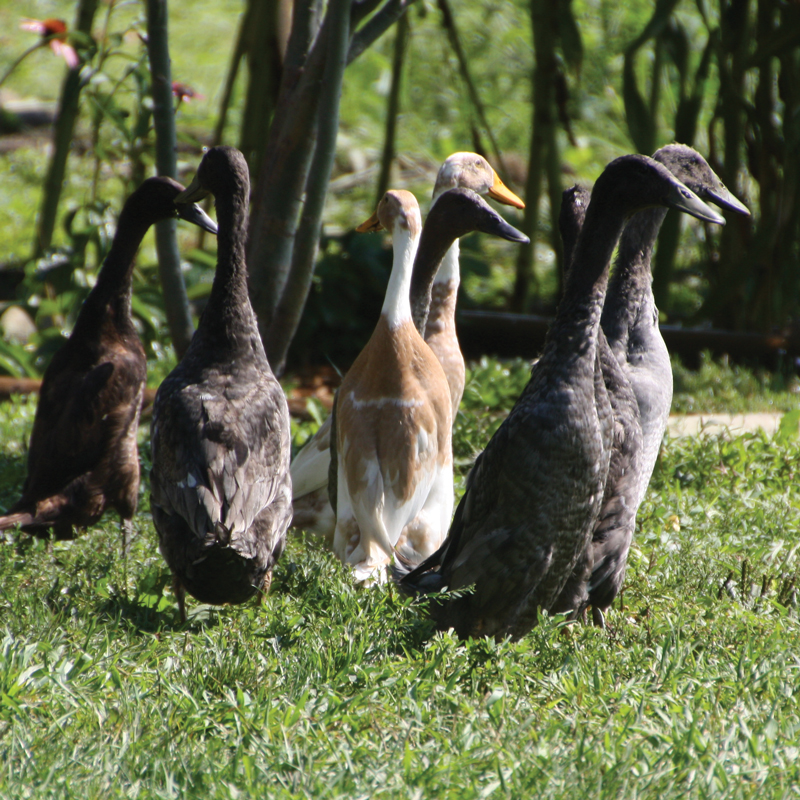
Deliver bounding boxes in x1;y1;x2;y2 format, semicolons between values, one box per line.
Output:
171;81;204;103
20;18;80;69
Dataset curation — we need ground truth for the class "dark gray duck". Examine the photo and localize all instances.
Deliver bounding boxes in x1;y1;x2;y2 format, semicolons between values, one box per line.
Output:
555;145;747;627
602;144;749;511
398;155;725;641
549;185;644;626
587;145;747;621
0;177;216;545
150;147;292;623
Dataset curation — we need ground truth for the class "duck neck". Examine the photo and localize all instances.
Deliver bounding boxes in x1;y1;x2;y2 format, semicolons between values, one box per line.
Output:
381;226;419;328
545;200;629;364
426;243;459;338
195;181;257;351
72;206;148;339
410;223;455;336
601;207;667;352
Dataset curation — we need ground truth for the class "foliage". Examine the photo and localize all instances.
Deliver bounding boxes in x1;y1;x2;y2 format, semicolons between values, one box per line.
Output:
2;378;800;796
671;352;800;414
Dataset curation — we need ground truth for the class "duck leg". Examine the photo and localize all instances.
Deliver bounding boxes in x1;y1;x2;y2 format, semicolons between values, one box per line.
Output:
591;606;606;629
172;574;187;623
259;569;273;604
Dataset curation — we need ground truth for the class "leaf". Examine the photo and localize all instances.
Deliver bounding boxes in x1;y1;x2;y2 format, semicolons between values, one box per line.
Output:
777;410;800;442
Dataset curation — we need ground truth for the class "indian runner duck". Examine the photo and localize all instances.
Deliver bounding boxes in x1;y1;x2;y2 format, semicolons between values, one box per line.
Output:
0;176;217;548
549;184;644;626
333;187;529;581
150;146;292;622
398;155;725;640
290;153;524;541
583;143;748;623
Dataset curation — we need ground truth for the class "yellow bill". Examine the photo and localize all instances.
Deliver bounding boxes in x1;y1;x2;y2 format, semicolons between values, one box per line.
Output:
356;210;384;233
487;170;525;209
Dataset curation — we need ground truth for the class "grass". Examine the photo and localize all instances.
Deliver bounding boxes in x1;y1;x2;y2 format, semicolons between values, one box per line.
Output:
2;365;800;798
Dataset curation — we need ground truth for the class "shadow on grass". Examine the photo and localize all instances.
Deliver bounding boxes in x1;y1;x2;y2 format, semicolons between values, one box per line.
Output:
0;451;27;511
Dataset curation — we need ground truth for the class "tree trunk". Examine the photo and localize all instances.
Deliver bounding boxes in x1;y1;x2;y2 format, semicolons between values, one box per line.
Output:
265;0;352;375
33;0;99;258
146;0;195;357
511;0;558;312
375;11;409;204
246;0;417;352
238;0;291;181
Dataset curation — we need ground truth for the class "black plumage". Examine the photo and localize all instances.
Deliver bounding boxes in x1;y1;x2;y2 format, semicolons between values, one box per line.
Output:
398;155;725;640
589;145;744;621
550;185;643;627
150;147;292;622
0;176;216;544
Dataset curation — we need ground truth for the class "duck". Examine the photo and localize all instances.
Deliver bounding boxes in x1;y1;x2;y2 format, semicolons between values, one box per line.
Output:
150;146;292;622
333;188;529;582
423;152;525;416
290;153;524;541
398;154;725;641
580;143;749;622
549;185;644;626
0;176;217;547
331;190;447;582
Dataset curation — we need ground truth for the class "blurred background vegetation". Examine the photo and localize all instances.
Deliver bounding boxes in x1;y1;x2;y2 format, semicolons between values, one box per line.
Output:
0;0;798;378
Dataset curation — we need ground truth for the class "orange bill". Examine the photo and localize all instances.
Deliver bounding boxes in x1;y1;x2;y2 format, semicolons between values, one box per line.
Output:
487;170;525;209
356;210;384;233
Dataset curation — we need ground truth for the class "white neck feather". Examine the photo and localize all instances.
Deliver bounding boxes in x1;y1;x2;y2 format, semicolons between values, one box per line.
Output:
381;225;419;326
433;240;460;286
430;186;462;287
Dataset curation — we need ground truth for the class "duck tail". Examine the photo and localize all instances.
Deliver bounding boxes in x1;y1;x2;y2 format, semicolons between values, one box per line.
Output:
0;495;71;533
391;551;447;596
0;510;37;531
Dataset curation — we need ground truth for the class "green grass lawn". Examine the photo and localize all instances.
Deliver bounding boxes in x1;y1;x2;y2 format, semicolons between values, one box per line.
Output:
2;378;800;798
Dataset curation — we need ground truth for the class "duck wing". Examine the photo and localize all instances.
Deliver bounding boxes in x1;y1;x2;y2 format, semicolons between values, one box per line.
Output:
151;368;291;555
21;341;145;503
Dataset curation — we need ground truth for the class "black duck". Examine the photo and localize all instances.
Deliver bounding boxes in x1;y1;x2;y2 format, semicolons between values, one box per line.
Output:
150;146;292;622
398;155;725;640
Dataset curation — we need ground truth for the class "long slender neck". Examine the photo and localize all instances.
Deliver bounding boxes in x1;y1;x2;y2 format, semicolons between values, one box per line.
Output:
601;207;668;352
381;226;418;327
543;199;629;365
410;223;456;335
71;206;148;339
433;240;460;285
193;181;257;352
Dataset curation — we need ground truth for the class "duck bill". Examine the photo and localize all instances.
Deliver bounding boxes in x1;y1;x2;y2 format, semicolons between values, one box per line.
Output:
481;213;530;244
705;186;750;216
177;202;218;234
487;170;525;209
175;173;209;204
667;184;726;225
356;210;384;233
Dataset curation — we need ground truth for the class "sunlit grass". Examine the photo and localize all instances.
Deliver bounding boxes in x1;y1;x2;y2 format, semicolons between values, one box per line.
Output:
2;362;800;797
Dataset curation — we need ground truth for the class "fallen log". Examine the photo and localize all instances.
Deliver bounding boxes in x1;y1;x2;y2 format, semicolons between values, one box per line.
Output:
456;310;800;368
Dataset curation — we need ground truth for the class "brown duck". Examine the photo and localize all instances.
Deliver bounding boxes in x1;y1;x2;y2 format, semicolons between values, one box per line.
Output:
0;176;217;546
